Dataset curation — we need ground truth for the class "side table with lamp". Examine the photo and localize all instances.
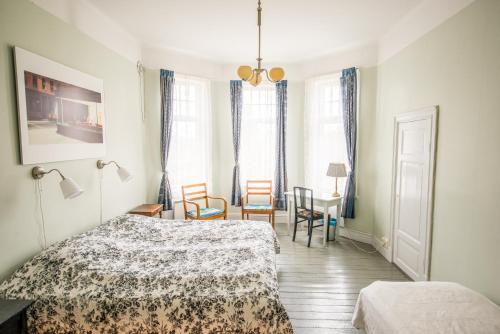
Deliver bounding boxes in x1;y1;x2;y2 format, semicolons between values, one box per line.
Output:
326;162;348;241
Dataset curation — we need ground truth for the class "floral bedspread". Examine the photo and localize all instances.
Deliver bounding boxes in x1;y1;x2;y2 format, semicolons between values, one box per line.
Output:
0;215;293;333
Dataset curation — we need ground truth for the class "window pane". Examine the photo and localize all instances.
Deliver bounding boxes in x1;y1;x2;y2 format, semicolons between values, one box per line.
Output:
240;84;276;188
168;76;210;198
305;74;349;198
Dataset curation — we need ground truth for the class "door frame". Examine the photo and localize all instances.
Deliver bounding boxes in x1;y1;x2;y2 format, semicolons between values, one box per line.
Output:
389;106;438;281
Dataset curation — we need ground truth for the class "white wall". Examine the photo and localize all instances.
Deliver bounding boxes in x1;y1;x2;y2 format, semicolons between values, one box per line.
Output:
0;0;148;281
373;0;500;303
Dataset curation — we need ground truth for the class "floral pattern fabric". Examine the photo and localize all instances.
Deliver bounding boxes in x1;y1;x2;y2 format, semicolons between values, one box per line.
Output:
0;215;293;334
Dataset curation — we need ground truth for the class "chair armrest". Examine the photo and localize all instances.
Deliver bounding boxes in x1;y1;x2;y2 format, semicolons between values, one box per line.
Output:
183;200;200;218
207;195;228;212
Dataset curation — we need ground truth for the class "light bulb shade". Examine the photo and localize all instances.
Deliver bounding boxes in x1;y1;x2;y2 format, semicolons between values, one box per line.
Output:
269;67;285;82
117;167;133;182
59;177;84;199
237;66;253;81
326;163;347;177
249;72;262;86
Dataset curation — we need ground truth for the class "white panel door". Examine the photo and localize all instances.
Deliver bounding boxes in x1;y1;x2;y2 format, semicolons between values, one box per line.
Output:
392;109;437;281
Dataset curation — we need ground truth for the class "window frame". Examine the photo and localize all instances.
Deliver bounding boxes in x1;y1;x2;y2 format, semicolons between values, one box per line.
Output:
168;73;212;198
304;72;351;197
239;82;277;188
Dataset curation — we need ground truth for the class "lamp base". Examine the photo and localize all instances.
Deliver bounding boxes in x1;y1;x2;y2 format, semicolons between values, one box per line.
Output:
332;192;341;198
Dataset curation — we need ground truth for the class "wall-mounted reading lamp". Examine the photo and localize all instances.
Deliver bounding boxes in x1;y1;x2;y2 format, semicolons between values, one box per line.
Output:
96;160;133;182
31;166;84;250
31;166;84;199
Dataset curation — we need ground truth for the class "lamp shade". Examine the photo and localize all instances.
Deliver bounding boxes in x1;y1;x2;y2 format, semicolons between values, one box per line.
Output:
237;65;253;81
326;163;347;177
117;166;133;182
59;177;84;199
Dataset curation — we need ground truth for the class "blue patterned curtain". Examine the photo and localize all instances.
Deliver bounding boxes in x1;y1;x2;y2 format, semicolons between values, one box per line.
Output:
274;80;288;210
158;69;175;210
230;80;243;206
340;68;357;218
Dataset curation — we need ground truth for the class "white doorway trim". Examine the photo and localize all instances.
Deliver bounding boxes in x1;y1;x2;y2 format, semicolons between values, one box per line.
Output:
388;106;438;281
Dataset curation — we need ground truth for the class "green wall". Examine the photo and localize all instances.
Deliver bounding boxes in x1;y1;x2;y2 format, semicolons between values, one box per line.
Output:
373;0;500;303
0;0;148;281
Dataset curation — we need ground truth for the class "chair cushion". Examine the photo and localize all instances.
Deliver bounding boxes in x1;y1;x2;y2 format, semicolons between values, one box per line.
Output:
297;208;324;219
244;203;273;211
188;207;224;218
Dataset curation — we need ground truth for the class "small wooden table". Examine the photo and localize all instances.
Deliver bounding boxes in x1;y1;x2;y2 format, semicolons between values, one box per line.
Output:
285;191;343;247
129;204;163;218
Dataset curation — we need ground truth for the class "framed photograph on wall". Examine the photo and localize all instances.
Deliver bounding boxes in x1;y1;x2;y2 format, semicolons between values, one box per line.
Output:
14;47;105;165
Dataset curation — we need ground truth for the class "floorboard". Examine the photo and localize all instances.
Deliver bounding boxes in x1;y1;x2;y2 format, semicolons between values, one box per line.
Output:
275;224;409;334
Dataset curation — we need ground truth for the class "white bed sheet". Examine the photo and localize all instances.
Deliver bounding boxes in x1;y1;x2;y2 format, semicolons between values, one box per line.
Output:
352;281;500;334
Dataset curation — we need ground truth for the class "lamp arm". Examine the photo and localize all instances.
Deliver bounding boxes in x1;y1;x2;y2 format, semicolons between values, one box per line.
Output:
263;68;278;83
31;166;65;180
97;160;121;169
46;168;66;180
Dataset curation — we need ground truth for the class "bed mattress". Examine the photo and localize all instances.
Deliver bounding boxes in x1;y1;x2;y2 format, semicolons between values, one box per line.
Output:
0;214;293;333
352;281;500;334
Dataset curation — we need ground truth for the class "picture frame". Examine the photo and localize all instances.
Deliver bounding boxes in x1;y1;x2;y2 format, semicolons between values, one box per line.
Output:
14;47;106;165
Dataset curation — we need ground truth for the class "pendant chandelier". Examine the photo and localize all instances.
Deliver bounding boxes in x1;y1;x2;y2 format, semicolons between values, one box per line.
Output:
237;0;285;86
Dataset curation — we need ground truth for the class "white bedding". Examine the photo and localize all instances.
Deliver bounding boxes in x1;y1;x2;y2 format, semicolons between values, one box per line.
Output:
352;281;500;334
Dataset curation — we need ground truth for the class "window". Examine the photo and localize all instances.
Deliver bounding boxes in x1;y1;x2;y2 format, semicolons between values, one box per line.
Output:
305;73;349;196
240;83;276;185
168;75;211;197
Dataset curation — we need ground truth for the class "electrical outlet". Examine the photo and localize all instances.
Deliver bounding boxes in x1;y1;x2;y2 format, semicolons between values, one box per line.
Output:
381;237;389;249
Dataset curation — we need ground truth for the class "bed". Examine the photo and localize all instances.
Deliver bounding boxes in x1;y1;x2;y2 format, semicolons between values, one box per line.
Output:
0;214;293;333
352;281;500;334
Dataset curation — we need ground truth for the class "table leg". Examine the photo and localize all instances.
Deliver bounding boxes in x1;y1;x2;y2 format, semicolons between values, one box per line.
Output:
287;196;293;235
336;202;342;228
323;203;329;247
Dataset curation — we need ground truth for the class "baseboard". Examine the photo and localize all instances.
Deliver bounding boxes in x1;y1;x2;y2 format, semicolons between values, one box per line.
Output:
372;235;392;262
337;227;373;244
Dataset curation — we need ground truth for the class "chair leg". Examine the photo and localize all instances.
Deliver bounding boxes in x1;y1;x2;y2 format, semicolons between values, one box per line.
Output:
271;211;275;230
326;214;330;241
333;224;337;241
293;217;298;242
307;219;313;248
242;211;245;220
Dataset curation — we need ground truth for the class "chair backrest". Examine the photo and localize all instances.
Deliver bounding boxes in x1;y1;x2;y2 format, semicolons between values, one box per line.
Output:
182;183;209;212
246;180;272;204
293;186;314;215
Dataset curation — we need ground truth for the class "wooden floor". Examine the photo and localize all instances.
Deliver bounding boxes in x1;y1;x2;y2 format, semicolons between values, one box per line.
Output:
275;224;409;334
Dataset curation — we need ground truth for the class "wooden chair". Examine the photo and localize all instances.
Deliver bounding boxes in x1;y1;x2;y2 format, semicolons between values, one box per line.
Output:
182;183;227;220
293;186;330;247
241;180;275;229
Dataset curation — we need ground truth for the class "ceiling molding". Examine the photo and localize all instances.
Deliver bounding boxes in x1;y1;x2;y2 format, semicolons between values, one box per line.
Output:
377;0;475;64
141;46;223;80
299;43;379;80
30;0;142;63
31;0;476;77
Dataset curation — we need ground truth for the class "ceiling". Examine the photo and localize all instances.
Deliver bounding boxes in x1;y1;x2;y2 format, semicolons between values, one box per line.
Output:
86;0;423;64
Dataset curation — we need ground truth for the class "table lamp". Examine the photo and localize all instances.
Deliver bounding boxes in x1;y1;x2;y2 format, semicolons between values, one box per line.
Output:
326;163;347;197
